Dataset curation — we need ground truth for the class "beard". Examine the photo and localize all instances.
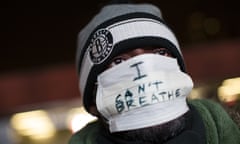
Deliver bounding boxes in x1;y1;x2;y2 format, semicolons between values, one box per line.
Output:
100;111;190;144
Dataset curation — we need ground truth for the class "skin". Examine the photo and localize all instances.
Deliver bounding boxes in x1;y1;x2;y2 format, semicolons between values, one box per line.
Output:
89;47;189;143
108;47;173;68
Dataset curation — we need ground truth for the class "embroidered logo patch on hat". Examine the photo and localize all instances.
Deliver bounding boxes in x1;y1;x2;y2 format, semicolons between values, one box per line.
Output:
89;29;113;64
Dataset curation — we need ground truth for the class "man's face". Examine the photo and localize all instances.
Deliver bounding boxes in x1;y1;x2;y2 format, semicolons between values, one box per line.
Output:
91;47;191;143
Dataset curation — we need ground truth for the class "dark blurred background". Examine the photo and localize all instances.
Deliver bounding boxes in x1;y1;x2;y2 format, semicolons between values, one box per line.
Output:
0;0;240;144
1;0;240;73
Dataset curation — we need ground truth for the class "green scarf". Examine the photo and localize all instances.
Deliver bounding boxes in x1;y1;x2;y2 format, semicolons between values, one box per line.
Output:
189;99;240;144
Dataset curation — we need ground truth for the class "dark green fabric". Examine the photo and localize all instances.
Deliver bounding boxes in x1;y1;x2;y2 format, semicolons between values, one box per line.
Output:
68;120;100;144
69;99;240;144
189;99;240;144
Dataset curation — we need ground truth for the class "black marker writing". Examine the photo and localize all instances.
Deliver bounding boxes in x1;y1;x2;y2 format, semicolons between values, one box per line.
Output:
130;61;147;81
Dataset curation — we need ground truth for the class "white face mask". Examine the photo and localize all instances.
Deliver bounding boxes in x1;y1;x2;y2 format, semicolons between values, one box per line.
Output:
96;54;193;132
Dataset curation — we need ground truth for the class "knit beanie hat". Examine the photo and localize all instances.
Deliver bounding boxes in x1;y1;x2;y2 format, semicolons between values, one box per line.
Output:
76;1;186;113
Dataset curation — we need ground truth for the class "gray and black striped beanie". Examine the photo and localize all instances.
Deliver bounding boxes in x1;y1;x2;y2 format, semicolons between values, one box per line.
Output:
76;2;186;112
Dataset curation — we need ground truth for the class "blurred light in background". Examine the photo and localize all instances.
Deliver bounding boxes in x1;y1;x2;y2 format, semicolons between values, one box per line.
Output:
218;77;240;104
67;107;97;133
187;11;221;43
10;110;56;140
189;87;204;99
8;105;97;144
189;85;211;100
203;17;221;36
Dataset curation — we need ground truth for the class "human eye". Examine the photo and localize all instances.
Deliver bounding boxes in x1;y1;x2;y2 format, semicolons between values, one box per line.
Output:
108;56;126;68
153;48;173;57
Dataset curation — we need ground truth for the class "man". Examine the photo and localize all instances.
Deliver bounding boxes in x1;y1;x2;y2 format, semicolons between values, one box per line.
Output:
70;1;240;144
